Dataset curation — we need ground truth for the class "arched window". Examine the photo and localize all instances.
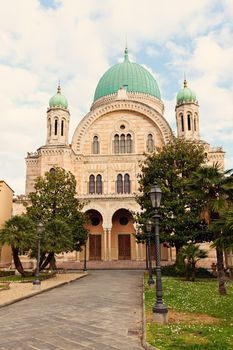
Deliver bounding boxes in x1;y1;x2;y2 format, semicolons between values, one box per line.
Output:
96;174;102;194
48;118;51;136
187;114;191;131
126;134;132;153
89;175;95;194
93;136;99;154
54;119;58;136
114;134;119;154
120;134;125;153
146;134;154;153
61;120;64;136
181;114;184;132
194;115;197;131
117;174;123;194
124;174;130;193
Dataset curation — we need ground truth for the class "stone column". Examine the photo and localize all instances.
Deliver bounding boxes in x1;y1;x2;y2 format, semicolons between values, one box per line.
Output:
103;228;107;261
108;228;112;261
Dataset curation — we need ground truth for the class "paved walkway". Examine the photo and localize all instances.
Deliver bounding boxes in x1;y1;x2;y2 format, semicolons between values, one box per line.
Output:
0;271;144;350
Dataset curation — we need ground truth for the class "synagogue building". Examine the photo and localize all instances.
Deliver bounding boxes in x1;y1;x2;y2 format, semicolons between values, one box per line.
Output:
17;48;224;268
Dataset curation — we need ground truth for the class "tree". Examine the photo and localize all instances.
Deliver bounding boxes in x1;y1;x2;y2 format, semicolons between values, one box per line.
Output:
177;243;208;281
27;167;88;271
190;164;233;295
0;215;36;276
136;137;207;257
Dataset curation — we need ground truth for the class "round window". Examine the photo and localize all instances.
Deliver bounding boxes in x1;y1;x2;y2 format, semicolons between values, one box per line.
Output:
91;216;100;226
120;124;125;130
119;216;129;225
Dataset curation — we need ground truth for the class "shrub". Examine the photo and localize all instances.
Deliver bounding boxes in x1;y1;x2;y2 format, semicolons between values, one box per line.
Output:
159;264;214;278
0;270;15;277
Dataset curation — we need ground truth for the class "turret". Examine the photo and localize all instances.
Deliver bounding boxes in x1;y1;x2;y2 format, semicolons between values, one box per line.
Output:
46;84;70;145
175;79;200;140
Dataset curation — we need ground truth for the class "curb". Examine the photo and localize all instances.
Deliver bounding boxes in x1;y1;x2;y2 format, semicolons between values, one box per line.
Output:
142;277;158;350
0;272;88;309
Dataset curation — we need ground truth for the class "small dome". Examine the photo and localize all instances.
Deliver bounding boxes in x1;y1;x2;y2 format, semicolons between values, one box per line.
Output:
94;48;161;102
177;80;197;104
49;85;68;109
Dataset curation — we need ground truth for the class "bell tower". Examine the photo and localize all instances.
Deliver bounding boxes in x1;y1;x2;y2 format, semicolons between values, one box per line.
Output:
46;84;70;146
175;79;200;140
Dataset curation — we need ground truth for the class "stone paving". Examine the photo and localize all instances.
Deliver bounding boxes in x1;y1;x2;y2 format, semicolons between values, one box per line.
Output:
0;270;144;350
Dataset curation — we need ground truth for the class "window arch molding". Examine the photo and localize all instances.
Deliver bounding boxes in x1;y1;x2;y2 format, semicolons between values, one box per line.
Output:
89;174;95;194
187;111;193;131
61;119;65;136
88;174;103;194
112;132;134;154
54;118;58;136
179;113;184;132
48;118;51;137
116;173;131;194
92;135;100;154
146;133;155;153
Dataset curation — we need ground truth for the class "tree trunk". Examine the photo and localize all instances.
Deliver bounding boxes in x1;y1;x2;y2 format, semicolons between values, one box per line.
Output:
191;262;196;282
39;252;54;271
175;243;183;264
216;247;227;295
12;247;26;276
185;264;190;281
49;255;57;270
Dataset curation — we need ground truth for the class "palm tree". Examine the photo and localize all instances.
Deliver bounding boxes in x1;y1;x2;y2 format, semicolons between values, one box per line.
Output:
0;215;35;276
178;243;208;281
190;163;233;295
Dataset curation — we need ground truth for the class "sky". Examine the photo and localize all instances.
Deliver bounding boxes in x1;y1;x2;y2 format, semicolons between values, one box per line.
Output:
0;0;233;194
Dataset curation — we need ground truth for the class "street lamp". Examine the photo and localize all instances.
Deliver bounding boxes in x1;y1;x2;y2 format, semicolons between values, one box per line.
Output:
150;183;168;324
33;221;43;289
83;242;87;272
146;219;154;286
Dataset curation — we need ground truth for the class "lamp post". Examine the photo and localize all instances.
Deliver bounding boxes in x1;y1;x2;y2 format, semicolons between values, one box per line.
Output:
33;221;43;289
83;243;87;271
146;219;154;286
150;183;168;324
145;241;148;270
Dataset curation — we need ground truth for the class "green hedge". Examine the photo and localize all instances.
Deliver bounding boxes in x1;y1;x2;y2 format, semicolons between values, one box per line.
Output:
159;264;214;278
0;270;15;277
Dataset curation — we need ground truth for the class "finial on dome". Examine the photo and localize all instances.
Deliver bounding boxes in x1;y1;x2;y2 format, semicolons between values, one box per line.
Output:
184;79;188;88
124;46;129;62
57;80;61;94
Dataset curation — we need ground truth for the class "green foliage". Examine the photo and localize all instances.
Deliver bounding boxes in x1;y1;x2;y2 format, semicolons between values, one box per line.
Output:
145;277;233;350
0;215;36;251
0;270;15;277
190;164;233;294
160;264;213;278
177;243;208;281
27;167;89;261
136;137;207;251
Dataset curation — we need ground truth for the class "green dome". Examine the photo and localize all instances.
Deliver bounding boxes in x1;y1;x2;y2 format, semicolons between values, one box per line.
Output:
49;85;68;109
94;48;161;102
177;80;197;104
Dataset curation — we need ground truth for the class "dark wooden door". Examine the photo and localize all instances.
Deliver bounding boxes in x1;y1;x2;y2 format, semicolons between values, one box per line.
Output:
89;235;101;260
118;234;131;260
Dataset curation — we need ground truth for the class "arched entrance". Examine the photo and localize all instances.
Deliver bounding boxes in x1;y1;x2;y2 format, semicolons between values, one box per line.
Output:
85;210;103;261
111;209;135;260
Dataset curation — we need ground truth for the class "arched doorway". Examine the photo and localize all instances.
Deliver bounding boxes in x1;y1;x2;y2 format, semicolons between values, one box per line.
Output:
111;209;135;260
85;210;103;261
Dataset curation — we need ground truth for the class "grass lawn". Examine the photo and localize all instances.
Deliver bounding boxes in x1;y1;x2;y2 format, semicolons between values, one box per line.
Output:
145;276;233;350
